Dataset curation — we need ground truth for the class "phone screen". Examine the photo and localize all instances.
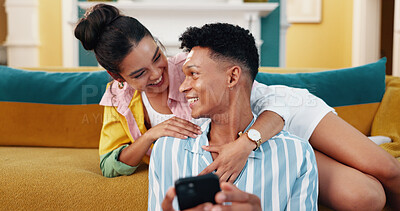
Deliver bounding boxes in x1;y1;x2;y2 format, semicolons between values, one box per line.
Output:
175;173;221;210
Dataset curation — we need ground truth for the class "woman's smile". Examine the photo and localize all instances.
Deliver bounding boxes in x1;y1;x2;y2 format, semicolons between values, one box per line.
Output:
148;73;164;87
118;36;169;93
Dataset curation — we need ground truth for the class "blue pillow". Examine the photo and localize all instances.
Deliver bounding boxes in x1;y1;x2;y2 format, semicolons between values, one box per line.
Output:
0;66;111;105
255;58;387;107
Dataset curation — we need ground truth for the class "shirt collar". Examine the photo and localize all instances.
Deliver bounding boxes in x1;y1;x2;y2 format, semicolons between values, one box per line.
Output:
184;119;212;155
167;54;187;103
184;115;262;159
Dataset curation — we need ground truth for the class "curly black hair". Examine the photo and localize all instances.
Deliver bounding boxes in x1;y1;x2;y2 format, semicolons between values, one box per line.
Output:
179;23;259;81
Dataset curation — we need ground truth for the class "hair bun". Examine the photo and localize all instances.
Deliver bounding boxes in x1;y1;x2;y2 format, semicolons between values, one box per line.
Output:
74;4;121;50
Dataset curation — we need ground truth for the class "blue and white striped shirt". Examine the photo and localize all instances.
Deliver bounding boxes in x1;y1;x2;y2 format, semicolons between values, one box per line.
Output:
148;119;318;211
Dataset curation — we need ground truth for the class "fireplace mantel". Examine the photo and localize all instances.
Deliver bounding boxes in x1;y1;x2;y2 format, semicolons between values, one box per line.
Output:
77;1;279;57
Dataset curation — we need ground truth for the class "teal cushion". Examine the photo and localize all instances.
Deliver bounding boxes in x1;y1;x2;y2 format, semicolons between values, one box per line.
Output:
0;66;111;105
255;58;387;107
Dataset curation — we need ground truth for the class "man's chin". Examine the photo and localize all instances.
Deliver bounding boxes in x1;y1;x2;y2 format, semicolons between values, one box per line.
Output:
191;112;210;119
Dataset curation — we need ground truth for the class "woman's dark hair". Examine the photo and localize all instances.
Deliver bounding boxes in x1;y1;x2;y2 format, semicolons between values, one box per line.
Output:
74;4;153;75
179;23;259;81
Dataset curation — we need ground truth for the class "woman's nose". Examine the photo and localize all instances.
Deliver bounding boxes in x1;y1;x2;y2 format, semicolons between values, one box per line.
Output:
149;65;162;80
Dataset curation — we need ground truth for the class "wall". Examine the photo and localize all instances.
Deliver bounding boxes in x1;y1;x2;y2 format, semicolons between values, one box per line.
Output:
22;0;354;68
0;0;6;44
260;0;280;67
286;0;353;68
39;0;62;66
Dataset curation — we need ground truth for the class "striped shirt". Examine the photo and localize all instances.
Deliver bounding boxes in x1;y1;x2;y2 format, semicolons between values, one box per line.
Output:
148;119;318;211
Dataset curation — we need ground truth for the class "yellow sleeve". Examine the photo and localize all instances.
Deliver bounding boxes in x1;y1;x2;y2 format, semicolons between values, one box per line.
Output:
98;89;151;177
99;105;133;156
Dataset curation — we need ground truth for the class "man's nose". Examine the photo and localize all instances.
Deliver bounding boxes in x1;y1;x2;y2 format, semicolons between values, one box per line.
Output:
179;77;191;93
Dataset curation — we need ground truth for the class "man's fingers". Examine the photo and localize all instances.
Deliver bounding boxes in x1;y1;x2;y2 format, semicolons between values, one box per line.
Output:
161;187;176;211
215;183;250;203
220;182;236;191
187;202;213;211
209;204;253;211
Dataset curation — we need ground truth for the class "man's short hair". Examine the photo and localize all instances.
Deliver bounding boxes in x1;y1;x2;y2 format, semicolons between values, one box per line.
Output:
179;23;259;81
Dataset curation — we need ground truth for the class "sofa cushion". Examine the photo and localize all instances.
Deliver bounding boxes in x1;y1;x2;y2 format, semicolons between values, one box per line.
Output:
0;66;111;148
371;76;400;157
0;146;148;210
256;58;387;135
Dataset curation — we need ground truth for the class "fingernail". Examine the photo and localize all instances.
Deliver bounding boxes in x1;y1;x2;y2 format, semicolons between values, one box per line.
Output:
216;193;226;202
183;136;188;139
167;190;174;198
211;207;222;211
204;203;212;211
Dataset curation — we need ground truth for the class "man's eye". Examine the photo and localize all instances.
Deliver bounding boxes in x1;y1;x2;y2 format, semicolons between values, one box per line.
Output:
191;72;198;76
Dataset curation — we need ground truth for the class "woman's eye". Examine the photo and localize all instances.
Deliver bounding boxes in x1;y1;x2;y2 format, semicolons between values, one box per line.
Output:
154;54;161;62
191;72;198;76
134;71;145;78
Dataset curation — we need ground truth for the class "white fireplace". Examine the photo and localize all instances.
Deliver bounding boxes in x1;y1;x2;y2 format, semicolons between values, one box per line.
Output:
4;0;280;67
70;0;279;66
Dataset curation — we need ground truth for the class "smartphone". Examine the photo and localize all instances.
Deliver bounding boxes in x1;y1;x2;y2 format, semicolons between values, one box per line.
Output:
175;173;221;210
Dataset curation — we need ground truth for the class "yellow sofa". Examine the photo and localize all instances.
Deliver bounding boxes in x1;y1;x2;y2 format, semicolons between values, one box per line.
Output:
0;59;399;210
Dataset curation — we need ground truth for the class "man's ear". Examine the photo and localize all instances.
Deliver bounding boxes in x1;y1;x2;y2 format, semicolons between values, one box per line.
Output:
226;66;241;88
106;70;125;82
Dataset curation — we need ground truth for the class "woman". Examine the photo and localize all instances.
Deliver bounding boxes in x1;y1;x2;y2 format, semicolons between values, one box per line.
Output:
75;4;400;210
75;4;286;181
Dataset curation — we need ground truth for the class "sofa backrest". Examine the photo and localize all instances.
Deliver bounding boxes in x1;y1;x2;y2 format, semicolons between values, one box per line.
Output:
0;66;111;148
257;58;387;135
0;58;388;148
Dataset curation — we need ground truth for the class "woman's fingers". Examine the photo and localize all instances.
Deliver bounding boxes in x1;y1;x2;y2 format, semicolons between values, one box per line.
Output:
201;145;221;153
162;117;201;138
227;172;239;183
162;124;196;138
168;117;201;134
199;160;218;176
148;117;202;140
200;143;243;183
219;171;231;183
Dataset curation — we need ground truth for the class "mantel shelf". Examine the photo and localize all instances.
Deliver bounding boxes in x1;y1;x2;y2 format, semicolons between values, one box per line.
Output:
76;1;279;58
78;1;278;17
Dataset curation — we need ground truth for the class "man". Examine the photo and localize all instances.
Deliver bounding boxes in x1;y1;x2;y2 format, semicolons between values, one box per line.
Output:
148;23;318;211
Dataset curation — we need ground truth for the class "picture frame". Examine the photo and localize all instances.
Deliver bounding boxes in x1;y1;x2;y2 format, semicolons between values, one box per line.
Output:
287;0;322;23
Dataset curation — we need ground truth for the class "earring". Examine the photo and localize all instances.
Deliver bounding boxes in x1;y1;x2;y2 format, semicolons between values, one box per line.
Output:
229;86;233;90
118;81;124;89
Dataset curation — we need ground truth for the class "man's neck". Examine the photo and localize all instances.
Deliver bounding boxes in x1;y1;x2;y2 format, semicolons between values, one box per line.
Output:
208;91;253;146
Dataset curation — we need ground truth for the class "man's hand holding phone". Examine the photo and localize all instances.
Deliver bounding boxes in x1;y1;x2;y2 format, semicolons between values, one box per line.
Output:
161;174;261;211
211;182;261;211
